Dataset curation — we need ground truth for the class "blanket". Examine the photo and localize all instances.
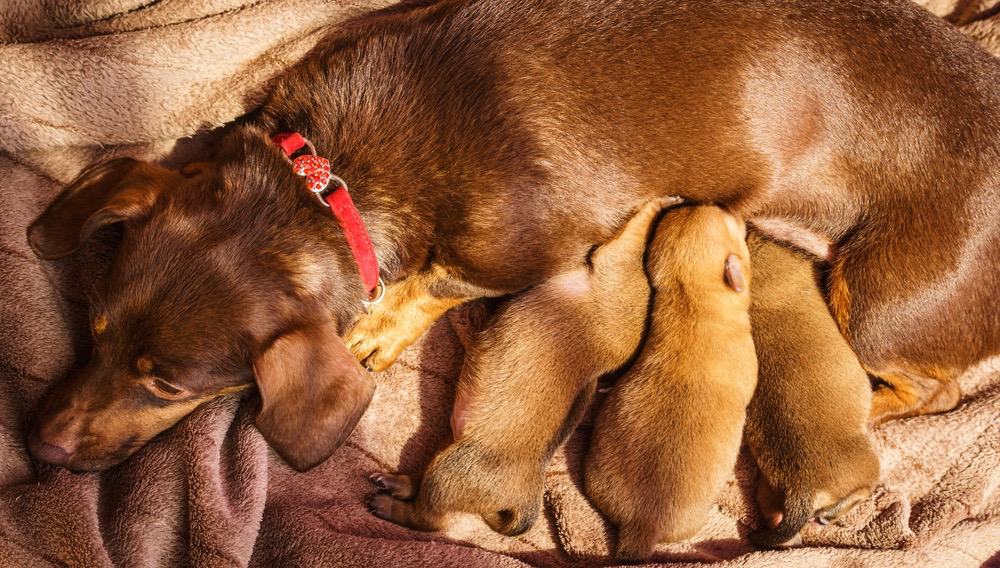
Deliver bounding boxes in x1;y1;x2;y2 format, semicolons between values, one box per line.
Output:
1;1;999;566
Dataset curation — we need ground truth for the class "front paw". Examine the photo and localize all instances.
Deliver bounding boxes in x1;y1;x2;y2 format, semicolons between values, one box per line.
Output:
346;315;418;372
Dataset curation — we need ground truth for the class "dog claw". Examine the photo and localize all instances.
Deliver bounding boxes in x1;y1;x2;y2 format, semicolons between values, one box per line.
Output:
363;349;400;373
369;473;388;490
347;335;400;372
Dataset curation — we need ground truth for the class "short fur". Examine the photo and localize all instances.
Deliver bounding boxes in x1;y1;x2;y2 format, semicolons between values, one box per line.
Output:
744;235;881;548
26;0;1000;471
366;198;673;534
584;206;756;562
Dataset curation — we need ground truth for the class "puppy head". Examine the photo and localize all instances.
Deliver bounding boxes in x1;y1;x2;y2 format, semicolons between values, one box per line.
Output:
752;435;880;548
26;130;375;472
647;205;751;297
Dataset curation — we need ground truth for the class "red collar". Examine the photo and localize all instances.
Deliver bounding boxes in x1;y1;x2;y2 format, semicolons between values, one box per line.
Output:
272;132;383;306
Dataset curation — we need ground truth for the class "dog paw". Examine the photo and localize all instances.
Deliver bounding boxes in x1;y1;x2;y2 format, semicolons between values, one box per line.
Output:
369;472;416;499
346;317;415;372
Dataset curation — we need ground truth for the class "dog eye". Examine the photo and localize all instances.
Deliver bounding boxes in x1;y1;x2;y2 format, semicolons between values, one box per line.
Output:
142;377;191;401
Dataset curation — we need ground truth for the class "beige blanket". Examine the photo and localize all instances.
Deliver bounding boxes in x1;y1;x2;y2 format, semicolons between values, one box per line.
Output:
1;1;999;566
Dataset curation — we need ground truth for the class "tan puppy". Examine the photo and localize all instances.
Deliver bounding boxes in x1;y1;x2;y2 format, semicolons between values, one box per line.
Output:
367;197;676;534
585;205;755;562
744;235;880;548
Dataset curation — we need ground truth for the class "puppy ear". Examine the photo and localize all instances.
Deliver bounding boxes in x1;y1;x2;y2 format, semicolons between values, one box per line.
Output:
253;321;376;472
27;158;177;259
724;254;747;292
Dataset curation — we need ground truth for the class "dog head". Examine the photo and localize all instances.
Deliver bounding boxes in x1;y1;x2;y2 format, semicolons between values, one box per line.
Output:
26;129;375;472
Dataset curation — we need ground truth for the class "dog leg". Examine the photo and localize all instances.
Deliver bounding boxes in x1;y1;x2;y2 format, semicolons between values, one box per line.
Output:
870;371;961;424
826;254;965;424
346;266;473;371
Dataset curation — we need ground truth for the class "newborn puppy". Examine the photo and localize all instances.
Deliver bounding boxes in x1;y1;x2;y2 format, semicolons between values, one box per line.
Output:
368;197;676;533
585;205;755;562
744;235;880;548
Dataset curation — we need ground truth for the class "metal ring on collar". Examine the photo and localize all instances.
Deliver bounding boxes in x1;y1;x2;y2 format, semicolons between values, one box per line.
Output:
362;277;386;309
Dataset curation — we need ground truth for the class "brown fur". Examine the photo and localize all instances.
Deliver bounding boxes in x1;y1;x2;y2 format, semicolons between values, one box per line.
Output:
26;151;375;472
26;0;1000;470
366;198;674;534
744;235;881;548
584;207;756;561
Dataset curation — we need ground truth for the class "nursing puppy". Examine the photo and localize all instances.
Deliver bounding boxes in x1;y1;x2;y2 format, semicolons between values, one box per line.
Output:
367;197;675;534
584;206;755;562
745;235;880;548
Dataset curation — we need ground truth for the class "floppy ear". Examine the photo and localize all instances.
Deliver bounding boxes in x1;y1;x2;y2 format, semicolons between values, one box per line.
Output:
253;320;376;472
27;158;177;259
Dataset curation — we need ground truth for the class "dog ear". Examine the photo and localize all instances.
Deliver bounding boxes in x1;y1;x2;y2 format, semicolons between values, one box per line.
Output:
724;253;747;293
253;320;376;472
27;158;177;259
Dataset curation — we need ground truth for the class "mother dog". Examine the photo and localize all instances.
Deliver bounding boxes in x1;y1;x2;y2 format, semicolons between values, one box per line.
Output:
26;0;999;472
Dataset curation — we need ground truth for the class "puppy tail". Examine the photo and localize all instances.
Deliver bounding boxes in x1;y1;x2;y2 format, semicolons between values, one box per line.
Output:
748;492;812;549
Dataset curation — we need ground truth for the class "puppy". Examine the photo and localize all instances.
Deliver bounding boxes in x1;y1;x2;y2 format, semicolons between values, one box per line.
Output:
584;206;755;562
744;235;880;548
367;197;675;534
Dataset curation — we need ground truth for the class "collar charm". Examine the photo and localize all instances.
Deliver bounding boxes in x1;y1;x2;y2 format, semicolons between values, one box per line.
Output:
271;131;384;307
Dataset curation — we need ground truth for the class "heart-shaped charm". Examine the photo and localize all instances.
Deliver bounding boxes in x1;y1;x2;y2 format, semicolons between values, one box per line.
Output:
292;154;333;194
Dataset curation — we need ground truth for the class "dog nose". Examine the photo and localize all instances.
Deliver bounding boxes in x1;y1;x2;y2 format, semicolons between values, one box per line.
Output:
27;428;78;466
31;440;72;465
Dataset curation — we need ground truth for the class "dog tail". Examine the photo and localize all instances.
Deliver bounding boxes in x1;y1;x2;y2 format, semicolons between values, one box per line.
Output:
748;491;812;549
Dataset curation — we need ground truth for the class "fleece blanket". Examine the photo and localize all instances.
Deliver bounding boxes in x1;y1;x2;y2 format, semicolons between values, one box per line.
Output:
1;1;999;566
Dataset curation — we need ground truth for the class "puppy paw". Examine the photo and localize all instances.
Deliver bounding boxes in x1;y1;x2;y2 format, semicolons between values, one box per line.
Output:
369;472;416;499
367;492;437;530
368;493;402;522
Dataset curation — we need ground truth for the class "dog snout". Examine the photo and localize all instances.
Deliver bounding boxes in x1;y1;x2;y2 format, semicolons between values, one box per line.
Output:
27;424;80;466
29;438;72;466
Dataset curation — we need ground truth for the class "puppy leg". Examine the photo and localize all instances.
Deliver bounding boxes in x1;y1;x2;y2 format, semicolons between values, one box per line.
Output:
368;440;542;535
368;492;445;531
370;472;418;499
346;265;488;371
615;522;662;563
481;505;540;537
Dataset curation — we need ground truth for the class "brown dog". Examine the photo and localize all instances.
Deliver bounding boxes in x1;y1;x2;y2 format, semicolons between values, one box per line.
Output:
365;197;672;534
584;206;755;561
27;0;999;471
744;235;881;548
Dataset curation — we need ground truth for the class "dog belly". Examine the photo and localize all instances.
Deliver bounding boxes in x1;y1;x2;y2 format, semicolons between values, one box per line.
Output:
749;218;833;260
